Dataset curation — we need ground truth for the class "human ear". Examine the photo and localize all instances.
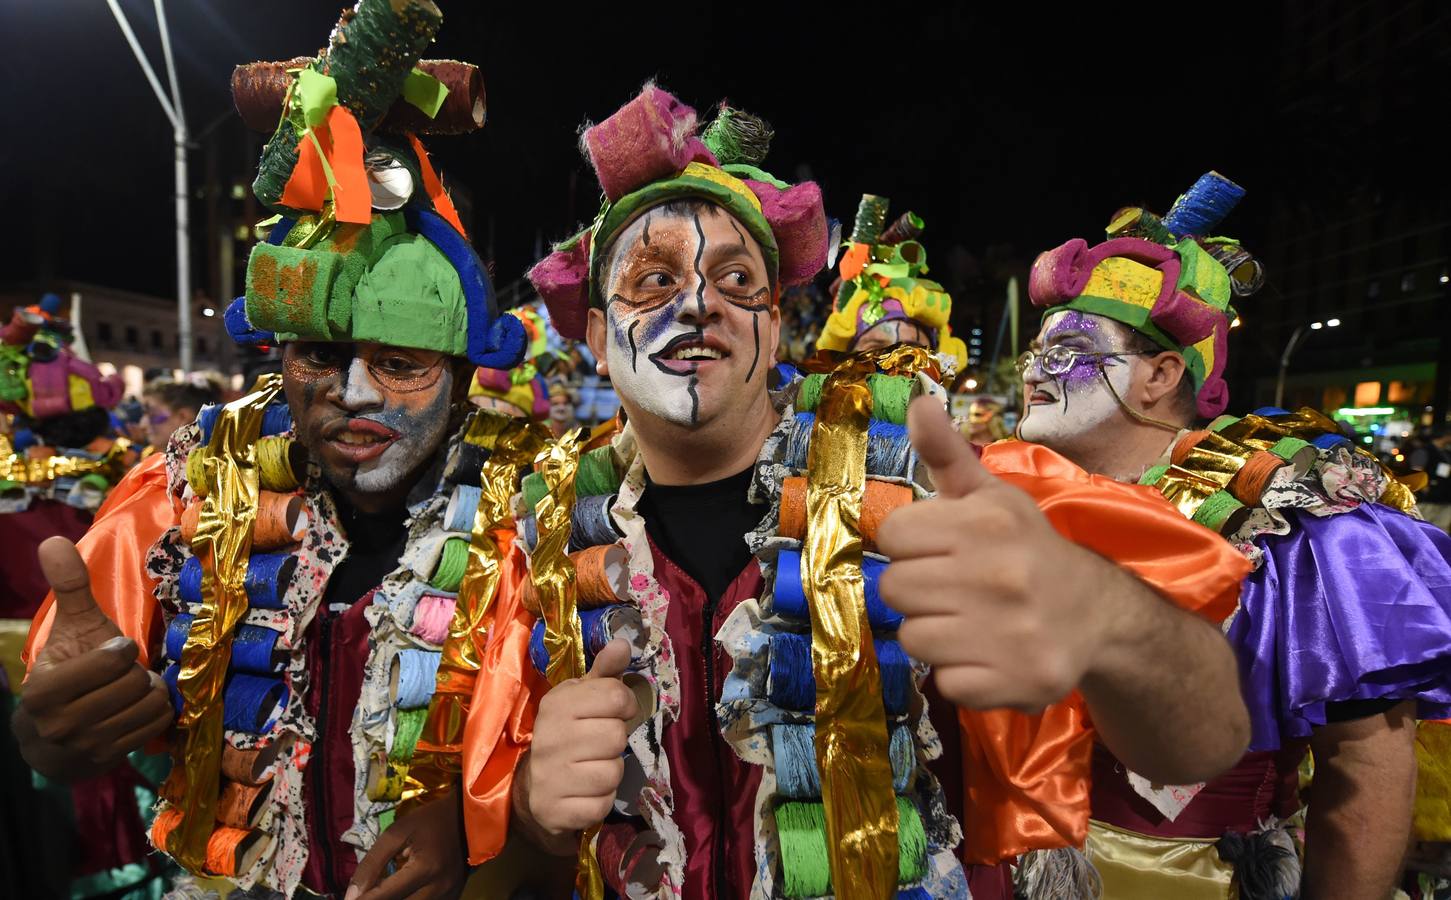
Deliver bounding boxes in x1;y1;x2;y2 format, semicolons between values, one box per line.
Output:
586;308;609;377
1138;352;1188;406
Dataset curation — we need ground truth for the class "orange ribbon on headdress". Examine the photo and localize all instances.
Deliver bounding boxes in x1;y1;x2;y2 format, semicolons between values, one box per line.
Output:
407;133;465;237
280;105;371;225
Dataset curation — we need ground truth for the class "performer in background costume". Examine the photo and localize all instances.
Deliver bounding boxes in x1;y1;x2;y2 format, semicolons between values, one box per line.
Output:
456;84;1253;900
1019;171;1451;899
14;3;543;897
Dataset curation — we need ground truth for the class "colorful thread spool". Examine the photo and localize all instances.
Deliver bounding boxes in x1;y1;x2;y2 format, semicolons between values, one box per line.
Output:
256;437;305;493
165;616;284;674
185;447;208;496
778;477;913;553
181;492;306;551
444;484;482;534
519;492;620;552
365;751;409;803
1227;450;1287;506
766;633;910;715
203;825;265;877
796;374;917;425
596;823;666;897
523;445;620;511
1191;489;1247;535
772;722;914;799
785;412;914;479
389;706;429;764
574;543;630;607
222;674;289;735
409;593;457;645
431;538;469;592
149;807;183;852
770;550;901;631
162;663;183;715
775;797;927;897
444;439;490;488
199;402;292;445
391;649;442;709
243;552;297;610
527;605;646;677
220;743;282;786
216;779;274;829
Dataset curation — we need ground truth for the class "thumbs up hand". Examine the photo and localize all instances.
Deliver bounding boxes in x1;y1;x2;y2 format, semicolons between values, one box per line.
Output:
14;537;174;780
514;639;639;845
878;397;1111;713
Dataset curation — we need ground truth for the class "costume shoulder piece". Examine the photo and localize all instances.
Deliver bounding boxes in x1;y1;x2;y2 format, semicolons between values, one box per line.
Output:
816;194;968;376
0;293;131;512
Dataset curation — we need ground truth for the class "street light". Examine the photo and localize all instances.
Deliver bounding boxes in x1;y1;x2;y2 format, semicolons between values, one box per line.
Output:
1275;318;1340;408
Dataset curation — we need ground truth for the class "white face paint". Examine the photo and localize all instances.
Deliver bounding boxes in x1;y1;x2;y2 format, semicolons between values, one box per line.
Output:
598;204;775;430
1017;310;1138;450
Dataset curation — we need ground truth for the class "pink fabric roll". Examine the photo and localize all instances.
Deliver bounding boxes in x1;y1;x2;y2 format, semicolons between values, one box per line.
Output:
528;240;592;340
745;179;829;287
411;593;457;645
582;84;714;202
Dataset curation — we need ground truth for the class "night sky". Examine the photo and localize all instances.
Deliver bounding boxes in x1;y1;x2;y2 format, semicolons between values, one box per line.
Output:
0;2;1300;314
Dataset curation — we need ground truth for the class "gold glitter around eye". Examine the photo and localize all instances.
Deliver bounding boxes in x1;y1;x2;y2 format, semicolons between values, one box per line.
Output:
282;354;340;383
367;356;446;394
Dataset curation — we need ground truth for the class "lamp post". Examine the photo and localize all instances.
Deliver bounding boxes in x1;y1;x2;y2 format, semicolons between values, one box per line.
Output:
106;0;192;373
1274;317;1340;408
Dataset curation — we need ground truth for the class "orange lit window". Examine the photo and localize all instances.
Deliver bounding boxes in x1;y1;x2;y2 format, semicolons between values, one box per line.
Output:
1387;381;1418;404
1353;381;1381;406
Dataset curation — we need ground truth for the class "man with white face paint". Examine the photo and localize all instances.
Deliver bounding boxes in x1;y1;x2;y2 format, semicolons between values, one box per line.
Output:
14;6;539;897
1019;172;1451;900
446;86;1256;900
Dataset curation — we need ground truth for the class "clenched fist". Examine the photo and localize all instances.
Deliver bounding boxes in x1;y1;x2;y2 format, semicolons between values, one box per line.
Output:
13;537;173;780
878;397;1113;712
514;639;639;848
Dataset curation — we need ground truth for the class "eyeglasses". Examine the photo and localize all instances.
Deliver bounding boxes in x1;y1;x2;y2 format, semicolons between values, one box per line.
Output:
1015;345;1158;378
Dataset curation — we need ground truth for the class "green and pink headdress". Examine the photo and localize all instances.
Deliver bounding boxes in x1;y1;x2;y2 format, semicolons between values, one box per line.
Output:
1;294;122;420
223;0;526;369
1028;172;1264;418
527;84;830;339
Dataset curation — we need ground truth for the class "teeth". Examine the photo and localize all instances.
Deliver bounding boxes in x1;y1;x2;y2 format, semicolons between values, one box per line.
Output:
337;432;384;445
670;346;723;361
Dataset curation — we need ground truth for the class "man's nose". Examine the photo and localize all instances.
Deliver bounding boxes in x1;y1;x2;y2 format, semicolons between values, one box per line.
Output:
677;279;726;326
335;358;384;411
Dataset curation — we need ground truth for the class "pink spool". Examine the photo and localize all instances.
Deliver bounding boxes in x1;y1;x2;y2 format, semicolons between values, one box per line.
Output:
410;594;457;645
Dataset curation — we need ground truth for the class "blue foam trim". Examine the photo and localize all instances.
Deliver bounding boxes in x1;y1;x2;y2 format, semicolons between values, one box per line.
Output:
1163;172;1246;238
406;206;527;369
225;296;276;347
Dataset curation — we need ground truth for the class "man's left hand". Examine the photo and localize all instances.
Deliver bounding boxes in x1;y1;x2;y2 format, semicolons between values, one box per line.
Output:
878;396;1112;712
347;791;470;900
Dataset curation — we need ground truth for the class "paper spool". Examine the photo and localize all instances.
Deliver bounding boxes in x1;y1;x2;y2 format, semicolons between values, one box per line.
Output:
216;779;275;830
219;735;292;786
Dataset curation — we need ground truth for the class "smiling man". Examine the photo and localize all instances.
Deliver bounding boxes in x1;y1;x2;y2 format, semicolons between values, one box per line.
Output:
13;3;531;898
1018;172;1451;900
441;85;1259;900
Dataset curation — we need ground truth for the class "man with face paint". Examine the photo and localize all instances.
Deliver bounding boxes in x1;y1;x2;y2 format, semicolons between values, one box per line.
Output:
13;5;537;898
439;86;1256;900
1019;172;1451;900
815;194;969;373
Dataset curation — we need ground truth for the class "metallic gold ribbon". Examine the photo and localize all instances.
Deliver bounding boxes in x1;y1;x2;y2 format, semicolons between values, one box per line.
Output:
529;427;603;900
803;353;899;899
0;433;132;484
411;412;549;802
171;374;282;872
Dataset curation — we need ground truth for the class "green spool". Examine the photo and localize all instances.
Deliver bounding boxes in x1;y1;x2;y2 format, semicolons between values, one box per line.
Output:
389;707;429;764
850;194;890;245
1192;489;1245;534
1139;464;1171;487
78;473;110;492
1269;436;1313;467
795;374;916;425
576;446;620;497
430;537;469;592
1208;414;1243;433
775;797;927;897
522;472;547;513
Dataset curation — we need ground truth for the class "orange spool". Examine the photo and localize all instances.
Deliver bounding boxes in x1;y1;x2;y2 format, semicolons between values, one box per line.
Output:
778;476;913;552
1171;430;1213;467
180;500;203;544
574;544;628;608
216;780;273;829
150;807;184;852
220;743;283;786
204;826;258;877
252;491;306;550
1228;450;1286;506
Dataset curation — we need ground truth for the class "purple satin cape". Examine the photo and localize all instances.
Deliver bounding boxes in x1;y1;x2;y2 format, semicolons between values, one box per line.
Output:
1230;502;1451;751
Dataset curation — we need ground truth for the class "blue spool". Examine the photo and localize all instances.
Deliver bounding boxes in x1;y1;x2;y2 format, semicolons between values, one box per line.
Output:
447;484;482;533
896;888;933;900
1163;172;1246;238
1251;406;1291;417
162;663;183;715
772;722;914;799
179;556;204;605
198;402;292;445
394;649;442;709
767;632;910;715
785;413;913;479
1311;432;1351;450
528;619;548;677
244;552;296;610
165;614;192;661
771;550;901;631
528;611;624;675
520;493;620;553
167;614;282;674
222;673;290;735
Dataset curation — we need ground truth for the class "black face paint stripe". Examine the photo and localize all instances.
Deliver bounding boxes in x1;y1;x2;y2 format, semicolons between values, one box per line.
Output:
688;375;699;426
746;312;761;383
608;292;675;318
628;320;639;373
724;286;771;313
727;218;746;246
641;214;651;246
691;211;708;319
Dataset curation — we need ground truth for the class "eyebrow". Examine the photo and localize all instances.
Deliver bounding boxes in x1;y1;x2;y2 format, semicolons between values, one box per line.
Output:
703;242;757;265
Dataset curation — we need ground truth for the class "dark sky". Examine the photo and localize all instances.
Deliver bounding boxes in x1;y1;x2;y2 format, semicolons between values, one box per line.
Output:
1;1;1293;313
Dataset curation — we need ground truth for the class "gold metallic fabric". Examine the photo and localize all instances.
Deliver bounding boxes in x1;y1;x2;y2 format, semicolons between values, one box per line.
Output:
802;353;899;899
1414;720;1451;841
172;375;282;872
1086;819;1235;900
527;427;602;900
0;433;132;484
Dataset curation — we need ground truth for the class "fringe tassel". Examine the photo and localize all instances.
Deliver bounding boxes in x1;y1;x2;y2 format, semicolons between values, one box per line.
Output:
1015;847;1102;900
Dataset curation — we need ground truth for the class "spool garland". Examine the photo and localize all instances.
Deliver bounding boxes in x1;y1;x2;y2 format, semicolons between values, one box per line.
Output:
795;373;917;424
786;412;913;479
774;797;927;897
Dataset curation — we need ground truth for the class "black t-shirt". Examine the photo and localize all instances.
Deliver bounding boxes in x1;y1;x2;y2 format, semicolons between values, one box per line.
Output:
324;499;410;606
637;466;766;602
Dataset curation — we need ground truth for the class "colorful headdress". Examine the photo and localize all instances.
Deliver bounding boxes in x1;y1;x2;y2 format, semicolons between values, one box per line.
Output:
527;84;830;340
469;307;553;418
224;0;525;369
1;293;122;420
816;195;967;370
1028;172;1264;419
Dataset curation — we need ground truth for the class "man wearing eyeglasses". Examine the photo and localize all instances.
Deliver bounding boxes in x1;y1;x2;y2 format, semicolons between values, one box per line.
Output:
1016;174;1451;900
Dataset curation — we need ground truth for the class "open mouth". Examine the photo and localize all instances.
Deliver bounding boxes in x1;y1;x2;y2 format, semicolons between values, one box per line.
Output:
649;333;730;375
324;417;400;463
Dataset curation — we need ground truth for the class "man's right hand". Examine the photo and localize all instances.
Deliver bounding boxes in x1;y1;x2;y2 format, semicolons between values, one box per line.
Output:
516;639;639;845
13;537;173;780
